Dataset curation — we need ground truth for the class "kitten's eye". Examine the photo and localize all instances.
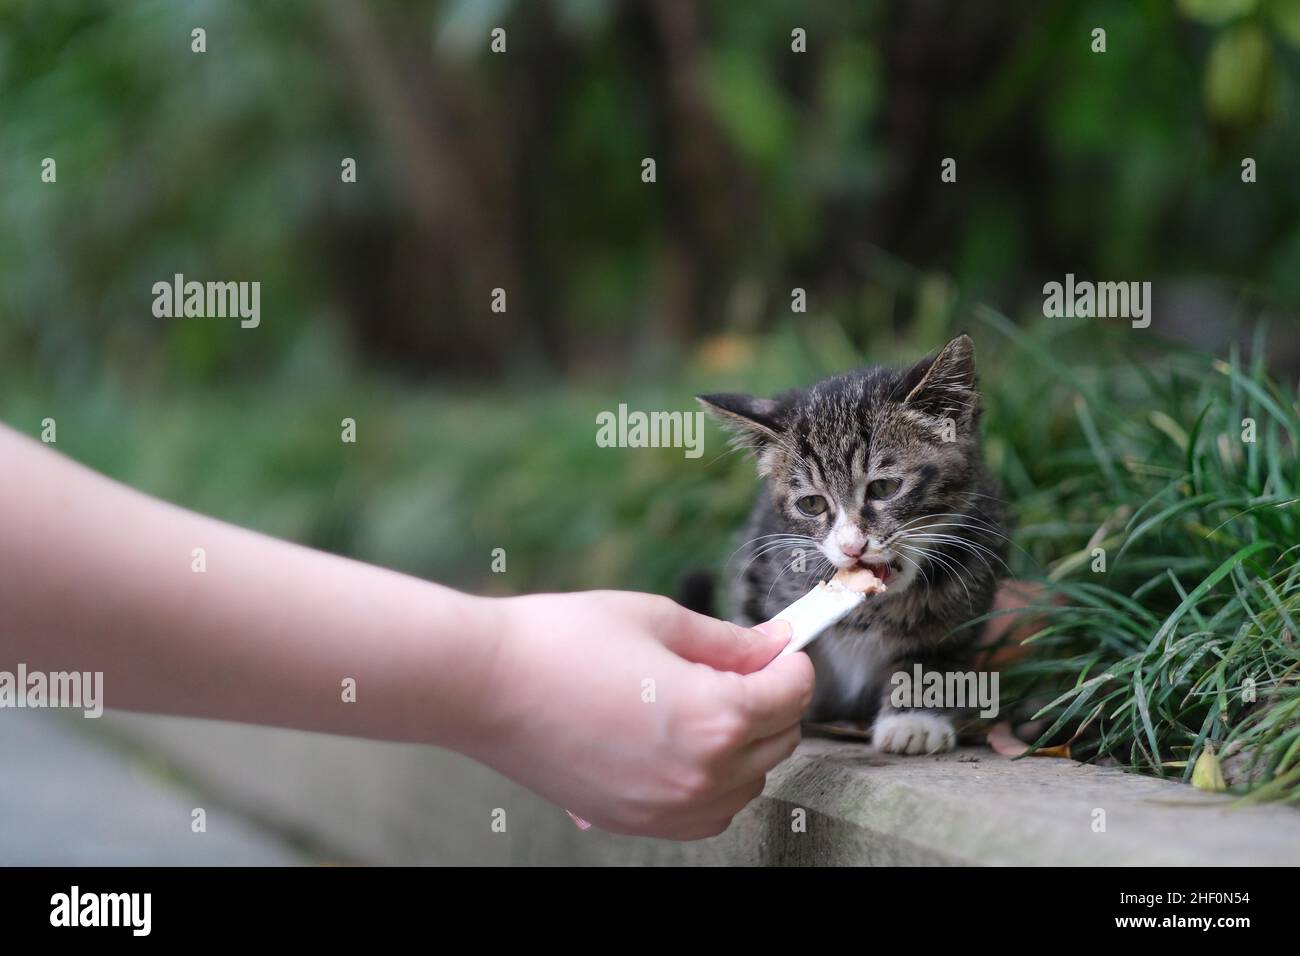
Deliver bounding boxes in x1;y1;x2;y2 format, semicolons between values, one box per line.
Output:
867;478;902;500
795;495;828;517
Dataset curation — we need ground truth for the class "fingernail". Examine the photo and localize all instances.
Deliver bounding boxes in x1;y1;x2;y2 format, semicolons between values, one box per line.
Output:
565;810;593;831
755;619;792;642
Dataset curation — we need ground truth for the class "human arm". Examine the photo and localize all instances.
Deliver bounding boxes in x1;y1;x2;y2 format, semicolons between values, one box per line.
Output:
0;425;812;838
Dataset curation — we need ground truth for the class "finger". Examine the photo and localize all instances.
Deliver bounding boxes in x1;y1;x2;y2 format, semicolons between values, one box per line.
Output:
660;606;792;674
736;725;802;777
718;773;769;815
679;777;767;837
737;652;814;740
669;817;737;842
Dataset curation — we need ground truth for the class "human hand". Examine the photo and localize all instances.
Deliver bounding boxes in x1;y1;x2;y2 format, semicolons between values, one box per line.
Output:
472;591;813;840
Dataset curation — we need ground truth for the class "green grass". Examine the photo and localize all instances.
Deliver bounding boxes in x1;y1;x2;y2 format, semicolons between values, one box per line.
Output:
974;310;1300;803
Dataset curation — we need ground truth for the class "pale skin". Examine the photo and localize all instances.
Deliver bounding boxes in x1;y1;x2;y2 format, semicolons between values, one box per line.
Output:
0;425;813;841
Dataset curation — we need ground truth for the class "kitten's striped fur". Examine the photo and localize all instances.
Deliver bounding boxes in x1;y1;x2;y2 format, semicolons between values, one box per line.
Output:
699;335;1009;753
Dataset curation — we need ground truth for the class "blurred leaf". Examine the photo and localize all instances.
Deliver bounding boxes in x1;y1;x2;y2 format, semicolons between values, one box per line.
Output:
1177;0;1257;25
1204;25;1277;125
705;49;794;167
1269;0;1300;47
1191;741;1228;791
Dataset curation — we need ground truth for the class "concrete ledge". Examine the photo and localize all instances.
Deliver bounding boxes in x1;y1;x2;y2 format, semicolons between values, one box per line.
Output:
100;715;1300;865
752;738;1300;865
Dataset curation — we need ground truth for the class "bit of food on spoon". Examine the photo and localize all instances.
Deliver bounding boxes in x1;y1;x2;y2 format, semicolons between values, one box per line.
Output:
771;566;887;660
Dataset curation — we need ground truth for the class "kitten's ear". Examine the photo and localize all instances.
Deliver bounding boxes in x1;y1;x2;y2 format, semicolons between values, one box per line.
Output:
901;334;978;421
697;393;783;445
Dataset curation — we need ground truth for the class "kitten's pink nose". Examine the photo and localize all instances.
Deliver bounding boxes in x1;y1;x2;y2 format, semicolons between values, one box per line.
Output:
840;542;864;559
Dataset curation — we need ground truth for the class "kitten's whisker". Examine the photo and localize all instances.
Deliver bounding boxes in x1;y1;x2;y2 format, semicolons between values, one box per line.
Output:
899;542;976;609
917;507;1022;547
724;533;817;567
902;542;973;584
957;489;1013;507
731;533;817;553
815;557;835;584
728;546;805;576
746;541;816;564
893;549;932;597
907;536;1009;572
897;528;1011;569
892;526;1003;553
907;530;1008;560
741;535;819;554
765;551;816;605
897;515;1008;581
894;520;1024;580
896;517;1004;536
904;533;1007;579
894;512;1011;541
732;538;823;582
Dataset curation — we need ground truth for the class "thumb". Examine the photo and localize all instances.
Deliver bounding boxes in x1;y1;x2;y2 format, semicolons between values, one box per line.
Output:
660;608;792;674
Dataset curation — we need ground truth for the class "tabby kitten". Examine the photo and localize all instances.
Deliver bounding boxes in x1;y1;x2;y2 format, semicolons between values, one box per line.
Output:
699;335;1009;754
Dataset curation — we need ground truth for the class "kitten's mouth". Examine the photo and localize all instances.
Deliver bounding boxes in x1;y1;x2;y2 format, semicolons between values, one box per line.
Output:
856;558;896;585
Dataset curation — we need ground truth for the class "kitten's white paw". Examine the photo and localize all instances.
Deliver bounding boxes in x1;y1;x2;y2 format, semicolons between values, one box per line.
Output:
872;711;956;755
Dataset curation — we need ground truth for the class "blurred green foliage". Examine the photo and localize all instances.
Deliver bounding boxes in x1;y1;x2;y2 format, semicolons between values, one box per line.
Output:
3;0;1300;606
5;1;1300;383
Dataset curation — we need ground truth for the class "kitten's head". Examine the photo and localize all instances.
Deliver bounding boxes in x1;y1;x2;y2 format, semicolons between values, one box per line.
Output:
699;335;985;588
